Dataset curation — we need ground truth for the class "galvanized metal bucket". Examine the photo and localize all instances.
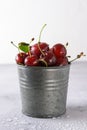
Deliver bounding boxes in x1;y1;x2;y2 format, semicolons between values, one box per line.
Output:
17;64;70;118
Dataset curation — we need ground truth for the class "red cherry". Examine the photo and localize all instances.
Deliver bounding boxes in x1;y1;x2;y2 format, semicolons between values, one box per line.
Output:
49;47;54;53
31;42;49;57
24;55;38;66
15;52;27;65
53;43;67;58
56;57;68;66
40;51;57;66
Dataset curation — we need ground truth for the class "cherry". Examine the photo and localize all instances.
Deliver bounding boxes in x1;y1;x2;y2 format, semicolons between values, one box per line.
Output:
49;47;53;52
39;51;57;66
53;43;67;58
31;43;49;57
15;52;27;65
24;55;38;66
56;56;68;66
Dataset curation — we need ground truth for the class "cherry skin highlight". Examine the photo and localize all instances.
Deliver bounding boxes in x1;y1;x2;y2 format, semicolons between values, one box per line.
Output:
24;55;38;66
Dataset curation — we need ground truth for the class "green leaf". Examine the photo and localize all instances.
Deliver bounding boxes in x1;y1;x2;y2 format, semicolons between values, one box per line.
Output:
18;42;30;53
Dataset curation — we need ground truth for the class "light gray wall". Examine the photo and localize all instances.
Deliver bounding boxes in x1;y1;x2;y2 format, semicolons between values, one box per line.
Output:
0;0;87;63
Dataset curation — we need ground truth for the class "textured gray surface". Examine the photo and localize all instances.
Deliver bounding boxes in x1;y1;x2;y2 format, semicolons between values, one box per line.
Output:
0;62;87;130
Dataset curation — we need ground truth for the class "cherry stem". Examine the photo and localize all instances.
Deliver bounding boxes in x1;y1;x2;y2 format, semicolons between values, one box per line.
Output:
70;52;86;63
11;41;20;53
38;24;47;43
28;51;31;57
39;59;48;67
66;42;68;46
28;38;34;57
70;57;78;63
37;24;47;56
11;41;18;49
65;42;69;48
38;44;45;56
67;56;71;58
29;38;34;44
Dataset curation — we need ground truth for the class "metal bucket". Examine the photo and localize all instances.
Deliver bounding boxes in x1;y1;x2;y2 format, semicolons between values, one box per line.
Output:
17;64;70;118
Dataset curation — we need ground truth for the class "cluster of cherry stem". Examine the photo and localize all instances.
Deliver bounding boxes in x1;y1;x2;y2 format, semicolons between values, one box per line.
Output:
11;24;86;64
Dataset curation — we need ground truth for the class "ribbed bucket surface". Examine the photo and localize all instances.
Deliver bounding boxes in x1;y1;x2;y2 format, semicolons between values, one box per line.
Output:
17;65;70;118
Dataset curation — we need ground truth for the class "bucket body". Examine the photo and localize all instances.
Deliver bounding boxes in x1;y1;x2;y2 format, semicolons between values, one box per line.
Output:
17;65;70;118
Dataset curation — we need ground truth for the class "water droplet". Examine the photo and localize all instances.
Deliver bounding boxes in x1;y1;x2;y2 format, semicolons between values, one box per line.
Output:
52;117;57;119
57;116;61;119
14;117;18;120
30;125;36;129
66;115;70;118
38;125;42;129
65;123;70;127
6;118;13;122
19;120;28;125
19;128;25;130
58;122;62;125
14;122;18;125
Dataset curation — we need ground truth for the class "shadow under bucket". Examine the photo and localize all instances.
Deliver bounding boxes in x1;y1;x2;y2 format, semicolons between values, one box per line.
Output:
17;64;70;118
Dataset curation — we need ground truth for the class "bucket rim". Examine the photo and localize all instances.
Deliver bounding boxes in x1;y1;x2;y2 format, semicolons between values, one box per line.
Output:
17;63;71;70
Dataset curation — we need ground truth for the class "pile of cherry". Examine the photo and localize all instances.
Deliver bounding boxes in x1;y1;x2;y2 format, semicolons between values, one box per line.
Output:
11;24;85;67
